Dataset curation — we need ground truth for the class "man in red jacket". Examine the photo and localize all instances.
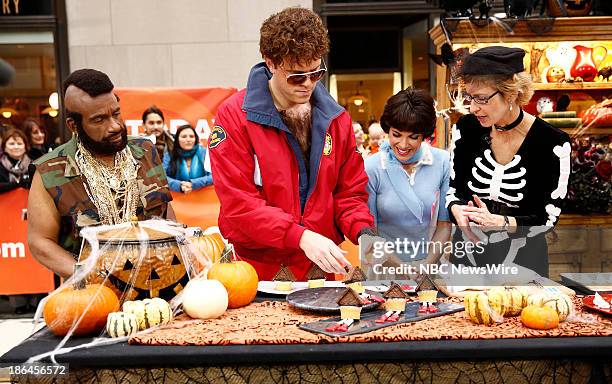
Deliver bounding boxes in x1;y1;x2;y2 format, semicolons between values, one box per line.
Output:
209;7;375;281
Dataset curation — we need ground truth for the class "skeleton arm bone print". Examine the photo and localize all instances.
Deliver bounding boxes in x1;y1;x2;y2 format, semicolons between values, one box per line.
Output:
550;142;571;200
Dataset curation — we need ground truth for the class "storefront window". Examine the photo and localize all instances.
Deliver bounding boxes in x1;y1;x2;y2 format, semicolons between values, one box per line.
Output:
0;31;60;148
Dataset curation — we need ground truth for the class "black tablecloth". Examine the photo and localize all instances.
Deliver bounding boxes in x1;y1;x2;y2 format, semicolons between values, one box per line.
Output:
3;292;612;368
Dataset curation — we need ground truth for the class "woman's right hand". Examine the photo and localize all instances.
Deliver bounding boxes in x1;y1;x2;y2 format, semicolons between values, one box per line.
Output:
450;203;472;226
450;202;480;243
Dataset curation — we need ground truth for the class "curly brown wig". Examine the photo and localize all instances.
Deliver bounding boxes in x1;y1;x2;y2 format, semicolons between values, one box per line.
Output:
259;7;329;67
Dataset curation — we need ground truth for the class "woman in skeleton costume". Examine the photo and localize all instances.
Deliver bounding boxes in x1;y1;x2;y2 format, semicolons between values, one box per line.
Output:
446;46;570;277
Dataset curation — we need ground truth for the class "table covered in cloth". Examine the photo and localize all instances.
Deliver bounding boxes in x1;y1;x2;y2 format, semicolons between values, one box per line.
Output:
130;298;612;346
2;297;612;384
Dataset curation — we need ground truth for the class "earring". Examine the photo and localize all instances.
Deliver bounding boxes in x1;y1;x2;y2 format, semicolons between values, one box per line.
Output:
509;104;513;112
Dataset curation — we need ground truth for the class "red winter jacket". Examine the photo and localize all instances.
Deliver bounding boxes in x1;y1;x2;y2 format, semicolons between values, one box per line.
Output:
209;63;374;281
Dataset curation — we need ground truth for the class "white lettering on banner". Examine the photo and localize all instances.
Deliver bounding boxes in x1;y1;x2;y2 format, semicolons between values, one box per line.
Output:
169;119;189;134
125;120;142;136
1;242;25;258
127;119;215;140
194;119;212;140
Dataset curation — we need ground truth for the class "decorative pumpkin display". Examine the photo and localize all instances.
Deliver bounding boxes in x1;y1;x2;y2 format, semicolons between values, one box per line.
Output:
79;221;189;303
181;278;228;319
44;265;120;336
527;292;573;321
463;292;504;325
194;230;226;265
106;312;139;338
546;66;566;83
122;297;173;330
521;304;559;330
207;244;258;309
489;287;528;317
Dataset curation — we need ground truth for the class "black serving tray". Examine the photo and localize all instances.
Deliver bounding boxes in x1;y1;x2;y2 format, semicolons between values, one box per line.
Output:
299;301;464;337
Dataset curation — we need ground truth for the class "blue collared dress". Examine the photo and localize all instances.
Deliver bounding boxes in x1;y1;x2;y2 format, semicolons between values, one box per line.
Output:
365;142;450;261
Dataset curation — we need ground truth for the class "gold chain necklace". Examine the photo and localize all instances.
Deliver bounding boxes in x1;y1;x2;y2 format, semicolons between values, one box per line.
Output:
75;139;141;225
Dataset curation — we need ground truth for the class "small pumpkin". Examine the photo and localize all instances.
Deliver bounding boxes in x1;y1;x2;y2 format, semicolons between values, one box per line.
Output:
464;292;504;325
181;278;228;319
106;312;139;338
208;244;258;309
195;231;226;265
521;304;559;330
527;292;573;321
122;297;173;330
43;264;120;336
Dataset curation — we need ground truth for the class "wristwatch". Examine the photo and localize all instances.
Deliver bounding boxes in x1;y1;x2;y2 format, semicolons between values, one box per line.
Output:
502;215;510;230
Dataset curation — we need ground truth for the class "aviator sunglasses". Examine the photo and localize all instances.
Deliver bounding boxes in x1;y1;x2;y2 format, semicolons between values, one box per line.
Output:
285;61;327;85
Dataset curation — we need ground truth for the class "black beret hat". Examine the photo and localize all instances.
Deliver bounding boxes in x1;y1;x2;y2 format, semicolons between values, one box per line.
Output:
460;46;526;76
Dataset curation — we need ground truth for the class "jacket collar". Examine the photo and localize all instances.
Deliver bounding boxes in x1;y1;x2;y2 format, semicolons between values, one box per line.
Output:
61;135;146;178
379;142;434;223
242;62;343;129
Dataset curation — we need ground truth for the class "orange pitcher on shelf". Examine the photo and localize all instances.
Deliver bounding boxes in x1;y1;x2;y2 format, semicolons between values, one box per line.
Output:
570;45;598;82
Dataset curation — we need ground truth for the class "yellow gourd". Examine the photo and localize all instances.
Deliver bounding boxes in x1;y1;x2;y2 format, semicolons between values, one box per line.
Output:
489;287;528;317
464;292;504;325
122;298;173;330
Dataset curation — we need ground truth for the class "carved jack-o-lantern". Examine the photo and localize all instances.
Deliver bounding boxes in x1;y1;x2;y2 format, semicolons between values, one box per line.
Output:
79;221;189;303
547;0;592;17
547;66;566;83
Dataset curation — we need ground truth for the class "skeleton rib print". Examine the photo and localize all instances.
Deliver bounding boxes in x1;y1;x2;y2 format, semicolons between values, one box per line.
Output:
467;149;525;207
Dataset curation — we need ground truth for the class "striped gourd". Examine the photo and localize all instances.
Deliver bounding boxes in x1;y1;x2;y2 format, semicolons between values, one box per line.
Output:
527;293;573;321
106;312;138;338
122;298;173;330
490;287;528;317
485;289;509;317
464;292;504;325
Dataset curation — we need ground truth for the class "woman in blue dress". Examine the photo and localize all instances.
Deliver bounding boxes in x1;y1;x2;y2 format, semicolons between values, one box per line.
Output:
365;88;451;265
163;124;213;193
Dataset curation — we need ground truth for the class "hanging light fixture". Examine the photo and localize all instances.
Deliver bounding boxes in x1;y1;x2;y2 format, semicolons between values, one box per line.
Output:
42;106;58;117
48;91;59;110
348;81;367;107
0;107;17;118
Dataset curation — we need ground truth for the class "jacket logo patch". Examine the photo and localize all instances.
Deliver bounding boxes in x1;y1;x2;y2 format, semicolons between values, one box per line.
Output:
323;133;333;156
209;125;226;149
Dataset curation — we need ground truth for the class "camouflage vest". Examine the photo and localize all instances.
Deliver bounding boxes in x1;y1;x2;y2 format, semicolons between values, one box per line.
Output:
33;136;173;256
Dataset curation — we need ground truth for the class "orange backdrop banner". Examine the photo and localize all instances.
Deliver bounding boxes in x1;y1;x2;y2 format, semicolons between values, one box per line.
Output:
0;189;55;295
115;87;238;140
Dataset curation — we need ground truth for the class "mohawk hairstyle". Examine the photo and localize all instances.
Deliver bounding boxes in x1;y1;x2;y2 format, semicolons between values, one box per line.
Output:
62;68;114;97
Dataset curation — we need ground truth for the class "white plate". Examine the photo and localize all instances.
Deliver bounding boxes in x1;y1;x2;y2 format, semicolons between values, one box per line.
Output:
257;280;344;295
365;281;417;293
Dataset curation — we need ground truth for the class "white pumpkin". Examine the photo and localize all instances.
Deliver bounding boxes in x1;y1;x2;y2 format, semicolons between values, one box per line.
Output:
182;278;228;319
122;297;173;330
106;312;139;338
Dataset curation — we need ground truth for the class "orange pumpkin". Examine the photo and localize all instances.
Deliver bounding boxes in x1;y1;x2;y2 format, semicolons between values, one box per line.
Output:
207;244;259;309
44;278;119;336
520;304;559;330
